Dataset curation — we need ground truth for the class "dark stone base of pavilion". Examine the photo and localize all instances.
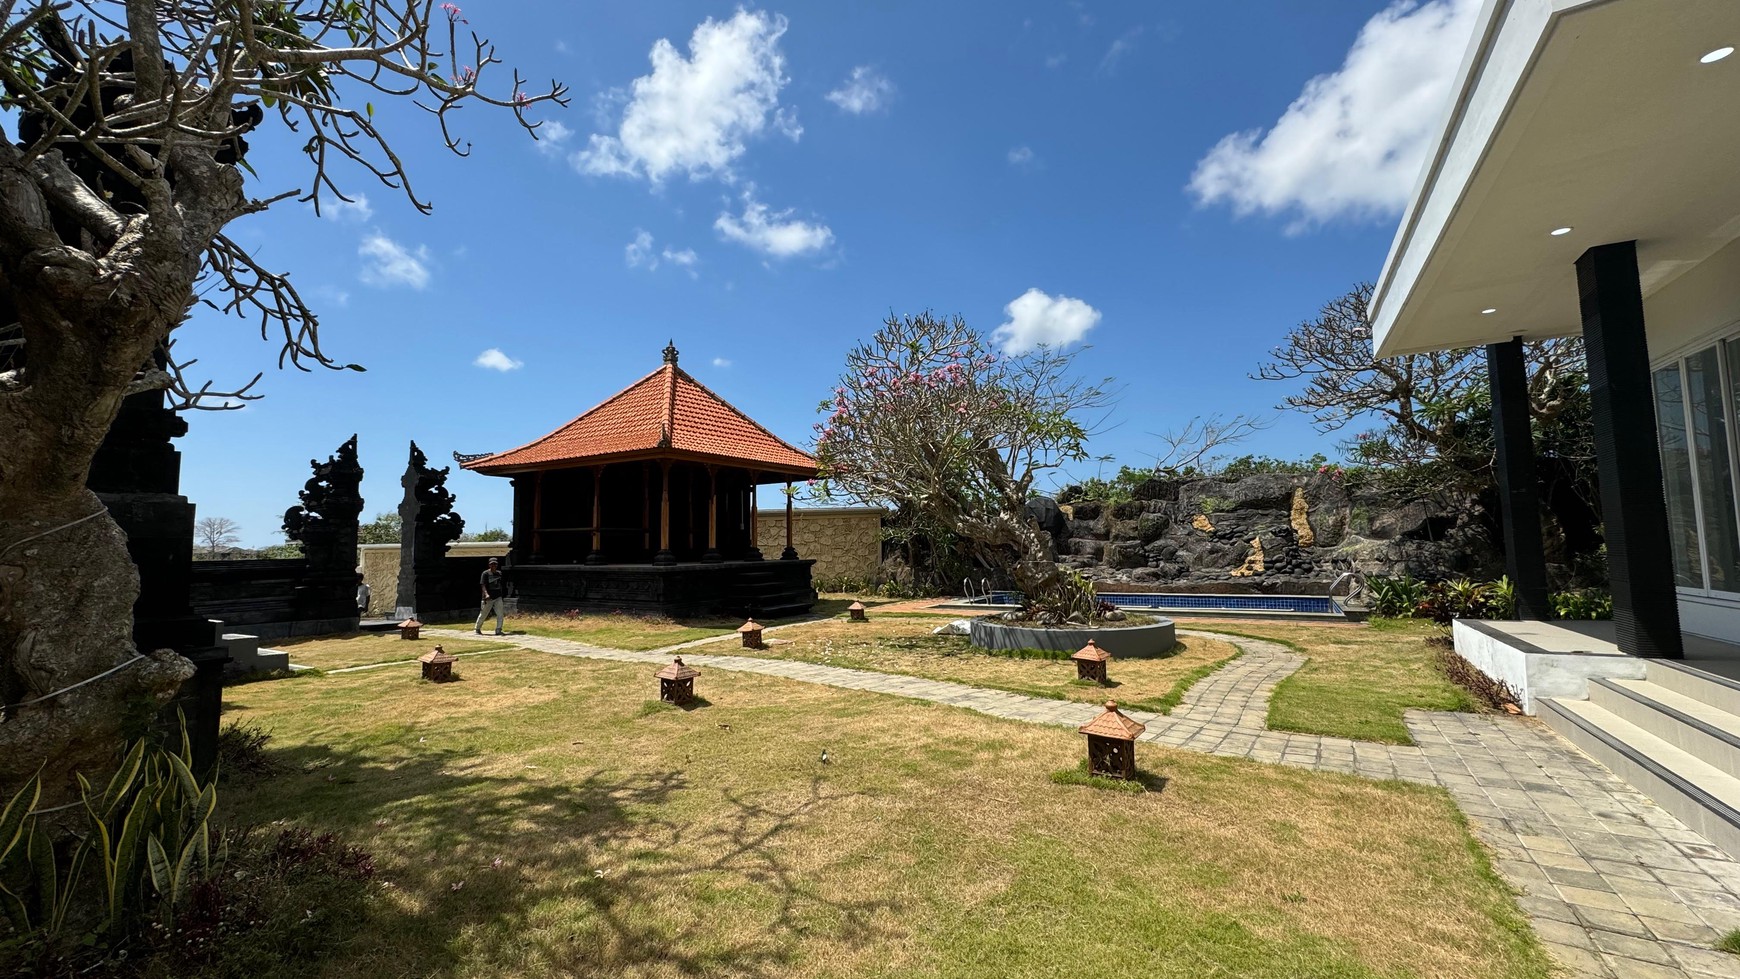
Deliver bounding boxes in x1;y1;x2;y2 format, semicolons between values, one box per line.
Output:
511;559;816;619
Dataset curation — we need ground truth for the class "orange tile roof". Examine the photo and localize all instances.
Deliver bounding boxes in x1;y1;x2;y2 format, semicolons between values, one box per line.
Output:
462;351;817;476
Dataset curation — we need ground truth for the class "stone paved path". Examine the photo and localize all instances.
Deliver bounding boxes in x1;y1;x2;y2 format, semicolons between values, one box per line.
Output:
425;626;1740;978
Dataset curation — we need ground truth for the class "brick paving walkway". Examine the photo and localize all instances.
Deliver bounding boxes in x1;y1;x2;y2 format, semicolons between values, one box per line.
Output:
425;625;1740;978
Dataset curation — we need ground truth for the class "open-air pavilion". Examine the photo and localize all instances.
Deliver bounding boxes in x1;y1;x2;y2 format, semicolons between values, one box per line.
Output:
459;343;818;618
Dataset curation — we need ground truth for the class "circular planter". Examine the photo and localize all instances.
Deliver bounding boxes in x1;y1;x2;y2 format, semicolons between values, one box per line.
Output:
968;617;1177;658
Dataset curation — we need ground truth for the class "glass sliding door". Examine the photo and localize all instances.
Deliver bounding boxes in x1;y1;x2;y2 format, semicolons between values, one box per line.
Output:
1654;364;1705;588
1690;347;1740;592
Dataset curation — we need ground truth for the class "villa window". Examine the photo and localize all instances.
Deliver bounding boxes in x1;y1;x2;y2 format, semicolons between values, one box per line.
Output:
1652;340;1740;595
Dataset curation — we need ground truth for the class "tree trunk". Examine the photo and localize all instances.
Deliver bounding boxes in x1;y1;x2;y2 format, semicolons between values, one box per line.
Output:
0;146;207;804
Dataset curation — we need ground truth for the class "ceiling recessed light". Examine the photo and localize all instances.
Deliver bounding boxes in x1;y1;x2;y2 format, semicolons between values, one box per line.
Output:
1702;46;1734;64
1550;227;1573;236
1482;308;1498;315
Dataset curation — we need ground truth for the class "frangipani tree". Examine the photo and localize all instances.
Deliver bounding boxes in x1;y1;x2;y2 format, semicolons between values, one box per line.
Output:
0;0;564;796
815;312;1113;617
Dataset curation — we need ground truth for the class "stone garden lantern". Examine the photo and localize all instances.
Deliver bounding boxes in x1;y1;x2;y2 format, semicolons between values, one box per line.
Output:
398;617;422;641
848;601;868;622
1071;639;1110;684
419;644;458;682
1078;700;1145;780
656;656;700;705
739;619;764;649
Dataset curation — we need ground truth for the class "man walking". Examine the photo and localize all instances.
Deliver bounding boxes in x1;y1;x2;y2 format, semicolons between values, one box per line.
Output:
476;557;508;635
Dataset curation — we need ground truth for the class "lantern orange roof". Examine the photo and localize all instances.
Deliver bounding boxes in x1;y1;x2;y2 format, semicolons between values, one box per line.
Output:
1078;700;1146;740
655;657;700;681
460;342;817;477
1070;639;1110;663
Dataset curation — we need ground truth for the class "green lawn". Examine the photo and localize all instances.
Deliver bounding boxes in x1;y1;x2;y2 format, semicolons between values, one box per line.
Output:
457;598;892;652
274;633;516;671
1182;618;1477;744
215;652;1549;979
743;617;1240;714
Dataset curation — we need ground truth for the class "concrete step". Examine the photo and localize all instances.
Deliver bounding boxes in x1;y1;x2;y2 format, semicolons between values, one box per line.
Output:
1541;697;1740;859
254;648;291;672
1648;659;1740;717
1590;678;1740;777
220;632;289;673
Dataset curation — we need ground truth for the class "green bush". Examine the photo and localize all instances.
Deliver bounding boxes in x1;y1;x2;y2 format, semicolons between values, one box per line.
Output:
1367;575;1427;618
1552;589;1613;620
0;730;216;970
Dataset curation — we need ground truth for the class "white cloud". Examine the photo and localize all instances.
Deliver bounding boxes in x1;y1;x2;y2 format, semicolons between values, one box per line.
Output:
825;65;894;114
475;348;524;372
535;119;573;154
574;9;792;183
625;229;657;269
358;232;430;289
712;356;732;368
1188;0;1478;230
1098;26;1144;75
1044;53;1068;69
714;190;834;258
992;288;1101;354
317;193;372;221
1007;145;1037;168
626;229;700;275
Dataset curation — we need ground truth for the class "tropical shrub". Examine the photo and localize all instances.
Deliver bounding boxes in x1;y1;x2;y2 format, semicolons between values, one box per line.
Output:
1552;589;1614;620
0;731;216;968
1367;575;1427;618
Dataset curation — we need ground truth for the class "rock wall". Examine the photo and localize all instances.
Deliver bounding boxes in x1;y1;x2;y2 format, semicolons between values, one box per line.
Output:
1052;472;1499;592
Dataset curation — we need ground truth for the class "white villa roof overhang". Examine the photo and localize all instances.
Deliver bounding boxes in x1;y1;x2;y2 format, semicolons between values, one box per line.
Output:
1370;0;1740;359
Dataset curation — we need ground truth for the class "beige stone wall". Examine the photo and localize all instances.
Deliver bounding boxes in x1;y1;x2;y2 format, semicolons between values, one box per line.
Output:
357;542;510;616
754;507;883;581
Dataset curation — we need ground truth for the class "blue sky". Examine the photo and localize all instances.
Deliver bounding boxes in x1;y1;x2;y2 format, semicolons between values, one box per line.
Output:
172;0;1481;545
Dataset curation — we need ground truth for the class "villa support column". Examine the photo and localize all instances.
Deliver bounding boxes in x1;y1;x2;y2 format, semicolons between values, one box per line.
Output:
746;471;763;560
585;465;605;565
655;460;675;566
781;480;798;560
1577;240;1682;658
1485;337;1551;620
704;465;722;562
531;471;545;560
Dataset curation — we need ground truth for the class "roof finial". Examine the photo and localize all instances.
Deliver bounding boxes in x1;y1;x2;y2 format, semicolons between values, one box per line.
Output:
663;340;679;365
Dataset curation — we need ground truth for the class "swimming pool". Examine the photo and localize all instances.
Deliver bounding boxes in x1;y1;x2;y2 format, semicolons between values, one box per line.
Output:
952;591;1341;616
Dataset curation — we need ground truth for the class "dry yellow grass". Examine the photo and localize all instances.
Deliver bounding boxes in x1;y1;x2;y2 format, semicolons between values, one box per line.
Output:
740;618;1240;713
274;633;515;671
219;653;1546;979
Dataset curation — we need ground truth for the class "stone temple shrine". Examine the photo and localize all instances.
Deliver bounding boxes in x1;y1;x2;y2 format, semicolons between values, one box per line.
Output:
458;343;818;618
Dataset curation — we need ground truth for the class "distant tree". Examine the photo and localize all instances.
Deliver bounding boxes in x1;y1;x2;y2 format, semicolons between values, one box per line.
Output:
460;527;509;542
358;512;402;545
816;312;1114;618
194;516;241;557
0;0;565;800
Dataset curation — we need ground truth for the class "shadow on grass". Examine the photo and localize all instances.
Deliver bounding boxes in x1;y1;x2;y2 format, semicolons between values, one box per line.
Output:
1049;760;1170;794
232;741;898;976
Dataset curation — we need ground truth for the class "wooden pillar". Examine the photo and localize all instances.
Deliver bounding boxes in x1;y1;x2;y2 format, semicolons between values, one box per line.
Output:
655;460;674;565
781;480;798;560
746;471;763;560
688;467;698;551
642;463;652;554
531;471;545;559
1577;240;1682;657
585;465;605;565
703;465;722;561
